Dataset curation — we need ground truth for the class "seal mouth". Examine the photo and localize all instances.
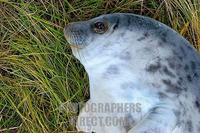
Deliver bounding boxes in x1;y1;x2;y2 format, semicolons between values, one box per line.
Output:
64;23;87;49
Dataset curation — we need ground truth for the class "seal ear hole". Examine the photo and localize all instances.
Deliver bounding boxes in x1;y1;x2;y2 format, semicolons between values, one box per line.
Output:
92;21;108;34
113;24;118;30
113;19;119;30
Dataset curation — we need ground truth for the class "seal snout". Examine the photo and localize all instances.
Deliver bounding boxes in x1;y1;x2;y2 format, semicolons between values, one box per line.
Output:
64;23;76;42
63;24;71;40
64;22;88;47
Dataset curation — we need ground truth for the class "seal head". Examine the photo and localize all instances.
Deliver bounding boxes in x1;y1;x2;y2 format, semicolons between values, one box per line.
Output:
64;14;121;47
64;13;164;66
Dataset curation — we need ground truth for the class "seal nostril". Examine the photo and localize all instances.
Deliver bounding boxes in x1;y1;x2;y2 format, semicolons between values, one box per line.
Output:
64;24;73;37
63;22;88;47
63;27;68;37
64;24;71;32
64;23;73;32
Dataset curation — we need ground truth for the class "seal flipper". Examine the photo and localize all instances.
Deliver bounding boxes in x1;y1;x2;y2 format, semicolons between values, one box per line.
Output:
127;104;178;133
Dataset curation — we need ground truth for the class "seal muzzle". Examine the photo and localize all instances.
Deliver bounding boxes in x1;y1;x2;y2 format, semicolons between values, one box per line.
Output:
64;22;88;48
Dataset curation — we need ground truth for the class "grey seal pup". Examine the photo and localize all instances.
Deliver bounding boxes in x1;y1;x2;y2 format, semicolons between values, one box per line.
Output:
64;13;200;133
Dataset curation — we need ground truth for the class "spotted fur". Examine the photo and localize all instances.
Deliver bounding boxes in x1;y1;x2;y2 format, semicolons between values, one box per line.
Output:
64;13;200;133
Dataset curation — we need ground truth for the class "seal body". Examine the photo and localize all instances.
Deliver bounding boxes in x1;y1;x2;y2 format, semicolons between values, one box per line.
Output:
64;13;200;133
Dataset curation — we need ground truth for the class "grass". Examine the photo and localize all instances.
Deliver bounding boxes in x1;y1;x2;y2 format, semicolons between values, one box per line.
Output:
0;0;199;132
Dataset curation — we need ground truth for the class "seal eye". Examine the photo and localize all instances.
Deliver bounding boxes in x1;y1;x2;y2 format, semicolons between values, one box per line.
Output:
93;21;108;34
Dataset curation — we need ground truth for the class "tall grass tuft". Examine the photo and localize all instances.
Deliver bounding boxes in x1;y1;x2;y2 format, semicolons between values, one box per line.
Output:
0;0;199;132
